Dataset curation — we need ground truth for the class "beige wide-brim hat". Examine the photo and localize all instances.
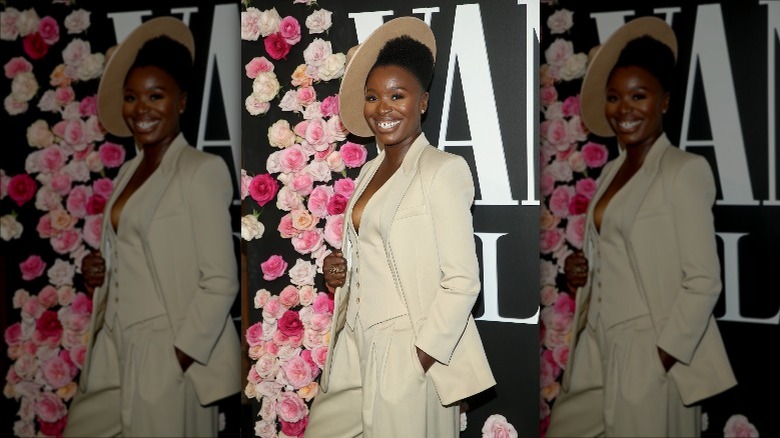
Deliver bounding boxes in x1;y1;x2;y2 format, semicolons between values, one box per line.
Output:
97;16;195;137
338;16;436;138
580;16;677;137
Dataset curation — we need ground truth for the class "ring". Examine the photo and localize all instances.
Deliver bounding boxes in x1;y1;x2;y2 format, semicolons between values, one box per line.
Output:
328;266;337;275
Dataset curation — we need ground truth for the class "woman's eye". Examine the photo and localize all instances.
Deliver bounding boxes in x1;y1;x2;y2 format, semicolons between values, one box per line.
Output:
364;95;377;102
632;93;647;100
150;93;163;100
391;94;404;100
123;95;135;103
606;95;617;103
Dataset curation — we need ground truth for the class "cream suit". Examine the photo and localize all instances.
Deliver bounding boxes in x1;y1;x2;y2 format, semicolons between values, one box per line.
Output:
547;134;737;437
306;134;496;437
64;134;240;437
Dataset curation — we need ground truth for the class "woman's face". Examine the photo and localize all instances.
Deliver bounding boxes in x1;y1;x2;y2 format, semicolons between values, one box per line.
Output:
605;65;669;149
363;65;429;148
122;65;186;149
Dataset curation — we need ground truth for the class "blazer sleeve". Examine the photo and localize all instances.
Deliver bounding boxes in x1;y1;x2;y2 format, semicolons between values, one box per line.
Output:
173;156;239;365
415;157;482;365
656;156;722;365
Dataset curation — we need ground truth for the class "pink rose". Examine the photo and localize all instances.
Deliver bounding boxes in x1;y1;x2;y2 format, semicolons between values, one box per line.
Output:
280;146;308;174
245;322;264;347
7;174;37;206
296;86;316;107
36;310;63;343
542;118;573;152
38;16;60;45
304;118;330;150
283;355;313;389
55;86;75;106
723;414;758;438
540;85;558;107
339;142;367;168
23;32;48;60
279;16;301;45
481;414;518;438
581;142;608;168
82;215;102;249
249;173;280;207
540;228;564;254
79;95;97;116
548;185;574;218
278;213;298;238
38;285;59;308
63;118;87;150
4;322;22;346
260;255;288;281
98;142;126;168
275;391;307;423
39;145;66;173
320;95;339;118
307;185;332;218
279;285;300;307
565;214;586;249
324;214;344;248
71;292;92;315
19;255;46;281
264;32;291;60
290;174;314;196
70;345;87;368
66;185;90;218
562;95;581;117
312;292;334;315
575;178;597;199
4;57;32;79
292;229;324;254
92;177;113;199
50;172;72;196
42;355;71;389
34;392;67;422
245;56;274;79
51;228;80;254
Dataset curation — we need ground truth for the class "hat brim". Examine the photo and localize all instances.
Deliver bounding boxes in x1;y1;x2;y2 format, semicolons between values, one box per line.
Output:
97;16;194;137
338;17;436;138
580;16;677;137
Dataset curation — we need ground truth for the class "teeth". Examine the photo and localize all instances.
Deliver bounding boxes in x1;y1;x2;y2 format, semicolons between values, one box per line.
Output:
377;120;400;129
619;120;640;130
136;121;158;130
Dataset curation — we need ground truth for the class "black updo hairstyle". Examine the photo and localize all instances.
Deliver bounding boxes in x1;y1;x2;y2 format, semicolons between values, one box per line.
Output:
610;35;675;92
127;35;193;93
372;35;434;90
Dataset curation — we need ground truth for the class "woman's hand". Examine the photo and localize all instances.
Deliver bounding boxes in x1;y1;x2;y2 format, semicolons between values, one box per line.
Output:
323;251;347;292
81;251;106;297
564;250;589;293
416;346;436;373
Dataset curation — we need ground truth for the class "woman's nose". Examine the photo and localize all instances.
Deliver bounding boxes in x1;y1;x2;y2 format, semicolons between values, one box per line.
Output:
377;99;391;115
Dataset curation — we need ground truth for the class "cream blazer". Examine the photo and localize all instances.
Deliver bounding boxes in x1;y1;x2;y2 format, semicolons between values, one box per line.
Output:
80;134;240;405
563;134;737;405
320;134;496;406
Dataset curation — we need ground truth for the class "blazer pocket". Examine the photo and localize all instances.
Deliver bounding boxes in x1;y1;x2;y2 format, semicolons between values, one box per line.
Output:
395;204;427;220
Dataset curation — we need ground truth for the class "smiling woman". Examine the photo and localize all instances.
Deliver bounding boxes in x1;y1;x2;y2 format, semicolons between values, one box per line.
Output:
63;17;240;438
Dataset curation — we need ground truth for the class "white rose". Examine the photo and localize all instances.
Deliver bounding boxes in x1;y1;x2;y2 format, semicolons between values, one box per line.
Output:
241;8;261;41
305;9;333;34
11;72;38;102
258;8;282;38
559;52;588;81
26;120;53;148
303;160;332;183
36;90;59;112
267;119;296;148
302;102;322;121
64;9;91;34
62;39;91;67
17;9;40;37
1;8;21;41
47;258;75;287
76;53;104;81
278;89;301;113
245;94;270;116
252;71;280;103
288;258;316;286
266;150;283;174
61;101;82;120
241;214;265;241
4;95;28;115
317;53;345;81
547;9;574;35
85;115;105;143
0;215;24;241
303;39;332;67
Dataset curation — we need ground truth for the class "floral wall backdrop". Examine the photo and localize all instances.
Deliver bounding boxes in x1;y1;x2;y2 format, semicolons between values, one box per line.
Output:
1;1;244;437
1;2;120;437
538;1;776;437
240;1;537;437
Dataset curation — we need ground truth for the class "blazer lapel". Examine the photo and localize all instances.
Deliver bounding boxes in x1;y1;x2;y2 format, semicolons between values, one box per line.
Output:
378;133;429;242
618;134;671;237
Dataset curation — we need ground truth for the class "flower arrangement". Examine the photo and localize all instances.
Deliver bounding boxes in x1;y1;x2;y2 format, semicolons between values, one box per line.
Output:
240;2;351;437
1;4;123;438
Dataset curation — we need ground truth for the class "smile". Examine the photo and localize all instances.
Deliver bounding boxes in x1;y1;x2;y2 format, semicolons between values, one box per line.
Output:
133;120;160;132
376;120;400;130
617;120;641;130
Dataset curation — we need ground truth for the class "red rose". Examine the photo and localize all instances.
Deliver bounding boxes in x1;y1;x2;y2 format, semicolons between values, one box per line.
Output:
326;193;347;215
36;310;63;340
7;174;37;206
86;193;107;215
568;193;589;215
277;310;304;337
249;173;279;207
38;417;67;436
264;32;291;60
23;32;49;60
280;417;309;438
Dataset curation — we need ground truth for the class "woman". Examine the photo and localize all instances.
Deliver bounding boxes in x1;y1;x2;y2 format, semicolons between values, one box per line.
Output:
546;17;736;437
63;17;240;437
305;17;495;437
